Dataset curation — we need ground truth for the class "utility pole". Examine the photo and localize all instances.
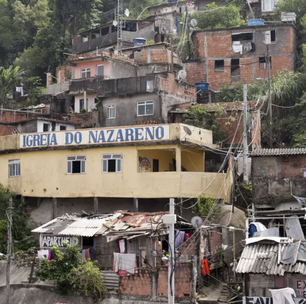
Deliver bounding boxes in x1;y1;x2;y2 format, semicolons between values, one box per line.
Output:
168;198;175;304
267;45;272;148
6;197;13;304
116;0;123;55
243;84;249;184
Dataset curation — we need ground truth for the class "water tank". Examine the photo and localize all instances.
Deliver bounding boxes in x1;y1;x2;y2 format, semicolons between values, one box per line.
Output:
247;19;265;26
168;0;178;2
195;82;209;91
133;38;147;47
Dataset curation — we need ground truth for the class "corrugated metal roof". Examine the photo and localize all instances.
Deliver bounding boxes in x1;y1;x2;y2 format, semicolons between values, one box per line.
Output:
236;242;306;275
252;148;306;157
32;211;183;239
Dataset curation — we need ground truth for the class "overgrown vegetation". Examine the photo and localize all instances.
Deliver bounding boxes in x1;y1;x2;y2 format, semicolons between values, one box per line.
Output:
190;2;246;30
39;243;107;300
191;195;219;220
0;184;37;254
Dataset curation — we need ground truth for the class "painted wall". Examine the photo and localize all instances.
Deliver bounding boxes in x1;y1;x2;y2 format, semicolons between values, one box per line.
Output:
74;60;111;79
36;120;75;132
181;149;204;172
0;144;229;200
74;93;97;113
100;93;162;127
138;149;176;172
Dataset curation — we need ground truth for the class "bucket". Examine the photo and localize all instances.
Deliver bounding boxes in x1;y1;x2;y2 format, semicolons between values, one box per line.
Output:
195;82;209;91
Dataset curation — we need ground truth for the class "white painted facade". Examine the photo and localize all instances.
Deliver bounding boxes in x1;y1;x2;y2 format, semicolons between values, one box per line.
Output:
74;94;97;113
37;120;75;132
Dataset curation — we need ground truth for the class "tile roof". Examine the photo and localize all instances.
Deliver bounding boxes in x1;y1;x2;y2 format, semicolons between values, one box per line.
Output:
252;148;306;157
236;242;306;275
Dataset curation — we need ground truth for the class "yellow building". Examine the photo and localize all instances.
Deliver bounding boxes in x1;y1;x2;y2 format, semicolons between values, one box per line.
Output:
0;123;232;223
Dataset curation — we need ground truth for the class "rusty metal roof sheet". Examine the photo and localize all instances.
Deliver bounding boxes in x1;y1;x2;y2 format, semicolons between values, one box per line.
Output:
31;211;182;239
252;148;306;157
236;242;306;275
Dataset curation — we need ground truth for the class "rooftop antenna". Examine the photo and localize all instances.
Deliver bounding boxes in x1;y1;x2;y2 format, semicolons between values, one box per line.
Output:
116;0;123;55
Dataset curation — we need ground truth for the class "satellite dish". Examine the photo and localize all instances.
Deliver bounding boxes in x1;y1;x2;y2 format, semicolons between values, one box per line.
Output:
178;70;187;82
190;19;198;28
113;20;118;26
183;125;192;135
191;216;203;229
125;9;130;17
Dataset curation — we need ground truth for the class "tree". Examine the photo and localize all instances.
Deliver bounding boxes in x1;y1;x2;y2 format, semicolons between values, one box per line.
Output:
190;2;246;30
0;66;24;106
39;243;107;300
0;184;37;254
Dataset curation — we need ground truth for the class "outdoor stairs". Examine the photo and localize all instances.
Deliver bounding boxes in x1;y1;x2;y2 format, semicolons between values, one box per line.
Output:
101;270;119;290
217;285;232;303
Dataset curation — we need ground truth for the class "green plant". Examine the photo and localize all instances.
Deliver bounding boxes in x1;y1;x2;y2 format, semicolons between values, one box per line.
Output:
191;195;217;219
70;261;107;301
80;108;87;113
39;243;106;300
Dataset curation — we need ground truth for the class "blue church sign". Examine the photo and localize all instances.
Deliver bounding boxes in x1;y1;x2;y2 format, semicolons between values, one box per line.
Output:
20;125;170;148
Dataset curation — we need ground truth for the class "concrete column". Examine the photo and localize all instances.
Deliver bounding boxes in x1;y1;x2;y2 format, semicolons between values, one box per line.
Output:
176;147;181;172
94;197;99;214
133;198;139;212
37;197;42;208
52;198;57;219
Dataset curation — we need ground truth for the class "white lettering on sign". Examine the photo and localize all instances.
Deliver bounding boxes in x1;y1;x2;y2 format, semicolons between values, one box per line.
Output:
41;235;80;248
20;125;170;148
244;297;306;304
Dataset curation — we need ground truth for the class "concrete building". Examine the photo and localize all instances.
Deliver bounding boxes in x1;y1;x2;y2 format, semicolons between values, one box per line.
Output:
0;123;232;226
247;0;281;20
184;23;297;90
71;20;155;55
251;148;306;212
169;100;262;147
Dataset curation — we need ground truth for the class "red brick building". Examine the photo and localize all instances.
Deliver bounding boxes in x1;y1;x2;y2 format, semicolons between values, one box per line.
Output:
185;23;297;90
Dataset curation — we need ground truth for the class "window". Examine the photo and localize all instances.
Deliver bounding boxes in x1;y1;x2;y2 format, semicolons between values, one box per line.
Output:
81;68;91;78
43;123;50;132
215;60;224;72
264;30;276;44
102;154;122;173
60;125;66;131
9;160;20;177
80;99;85;111
97;65;104;77
232;33;253;42
107;105;116;119
262;0;278;12
137;101;154;116
67;156;86;174
259;57;272;70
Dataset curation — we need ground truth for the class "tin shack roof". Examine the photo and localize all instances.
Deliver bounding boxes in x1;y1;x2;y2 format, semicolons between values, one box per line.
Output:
236;239;306;276
32;211;191;240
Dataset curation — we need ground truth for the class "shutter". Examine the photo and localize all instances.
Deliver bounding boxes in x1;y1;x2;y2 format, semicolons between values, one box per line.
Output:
103;160;108;173
97;65;104;76
116;159;122;172
81;160;86;173
67;161;72;174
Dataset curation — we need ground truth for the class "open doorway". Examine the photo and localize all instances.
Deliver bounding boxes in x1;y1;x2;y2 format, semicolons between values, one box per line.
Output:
231;59;240;83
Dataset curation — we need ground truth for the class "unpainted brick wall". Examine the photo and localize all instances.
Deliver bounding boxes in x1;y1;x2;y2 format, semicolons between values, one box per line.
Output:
119;264;193;299
0;125;17;136
157;264;192;298
158;74;196;99
0;110;39;124
119;269;152;296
